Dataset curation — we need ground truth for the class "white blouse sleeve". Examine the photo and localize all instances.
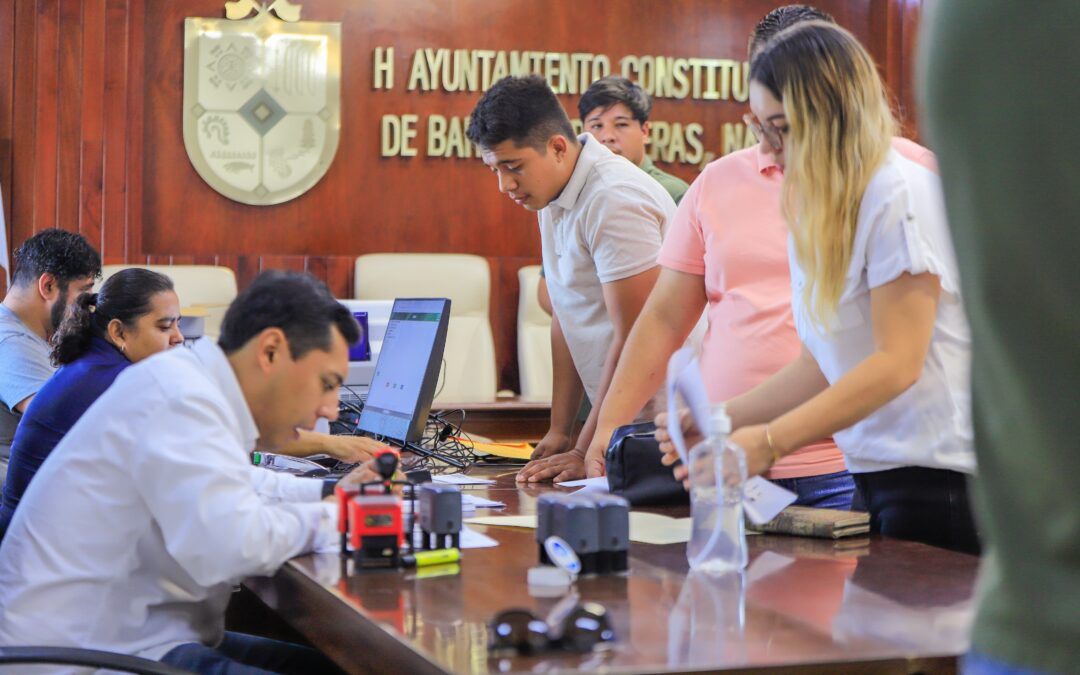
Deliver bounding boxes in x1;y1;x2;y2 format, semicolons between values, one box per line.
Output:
861;164;962;297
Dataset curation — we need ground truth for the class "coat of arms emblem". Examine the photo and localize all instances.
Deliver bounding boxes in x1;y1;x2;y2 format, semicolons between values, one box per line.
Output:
183;0;341;205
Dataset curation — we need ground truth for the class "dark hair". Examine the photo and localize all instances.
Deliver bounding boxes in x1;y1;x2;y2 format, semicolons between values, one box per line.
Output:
466;75;577;151
11;228;102;290
577;76;651;124
51;268;175;366
217;270;360;359
748;5;835;57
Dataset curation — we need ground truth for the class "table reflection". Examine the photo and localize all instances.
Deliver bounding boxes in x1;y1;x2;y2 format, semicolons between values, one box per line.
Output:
668;569;746;666
832;551;975;652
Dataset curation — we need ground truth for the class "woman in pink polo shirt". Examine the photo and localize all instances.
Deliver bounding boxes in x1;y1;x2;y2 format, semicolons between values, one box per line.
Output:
663;21;978;553
518;6;858;508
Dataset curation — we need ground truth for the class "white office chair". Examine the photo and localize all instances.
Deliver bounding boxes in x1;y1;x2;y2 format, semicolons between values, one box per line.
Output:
353;253;497;403
517;265;552;402
100;264;238;339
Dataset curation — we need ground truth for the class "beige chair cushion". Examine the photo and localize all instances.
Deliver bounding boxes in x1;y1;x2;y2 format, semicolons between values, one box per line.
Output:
354;253;497;403
100;265;237;339
517;265;552;402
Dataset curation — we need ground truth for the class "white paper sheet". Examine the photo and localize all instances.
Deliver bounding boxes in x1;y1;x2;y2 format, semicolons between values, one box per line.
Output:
742;476;798;525
665;347;712;464
555;476;610;494
456;525;499;549
462;494;505;510
432;473;495;486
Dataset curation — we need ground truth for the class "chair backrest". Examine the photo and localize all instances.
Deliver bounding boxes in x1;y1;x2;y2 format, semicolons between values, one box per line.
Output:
517;265;552;402
354;253;497;403
0;646;191;674
100;264;238;339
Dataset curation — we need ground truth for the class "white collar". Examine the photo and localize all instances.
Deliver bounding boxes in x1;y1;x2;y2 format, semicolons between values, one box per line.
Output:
189;338;260;451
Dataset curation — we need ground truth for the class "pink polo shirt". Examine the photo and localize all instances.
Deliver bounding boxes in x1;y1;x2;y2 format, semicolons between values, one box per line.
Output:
657;139;936;479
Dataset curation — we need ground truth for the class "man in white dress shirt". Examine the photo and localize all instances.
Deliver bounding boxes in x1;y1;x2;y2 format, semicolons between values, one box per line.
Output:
0;270;376;673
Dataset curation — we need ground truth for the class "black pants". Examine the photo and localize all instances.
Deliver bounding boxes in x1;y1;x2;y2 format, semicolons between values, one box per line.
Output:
852;466;980;555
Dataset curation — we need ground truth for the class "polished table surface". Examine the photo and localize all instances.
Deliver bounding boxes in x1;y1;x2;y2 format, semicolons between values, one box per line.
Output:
245;468;978;674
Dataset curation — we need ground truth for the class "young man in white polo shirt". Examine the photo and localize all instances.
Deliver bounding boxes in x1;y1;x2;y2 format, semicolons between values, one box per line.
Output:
467;75;676;481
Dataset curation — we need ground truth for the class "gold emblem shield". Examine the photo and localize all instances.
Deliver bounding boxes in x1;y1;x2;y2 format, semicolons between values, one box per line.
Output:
183;1;341;205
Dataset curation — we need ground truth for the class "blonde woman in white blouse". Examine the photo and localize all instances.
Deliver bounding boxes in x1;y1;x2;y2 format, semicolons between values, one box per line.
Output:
659;21;978;553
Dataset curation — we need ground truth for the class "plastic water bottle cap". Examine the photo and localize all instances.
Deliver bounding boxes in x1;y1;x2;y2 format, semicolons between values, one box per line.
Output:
709;406;732;435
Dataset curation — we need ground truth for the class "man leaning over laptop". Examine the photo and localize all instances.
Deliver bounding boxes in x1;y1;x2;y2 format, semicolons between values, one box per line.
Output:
0;270;384;673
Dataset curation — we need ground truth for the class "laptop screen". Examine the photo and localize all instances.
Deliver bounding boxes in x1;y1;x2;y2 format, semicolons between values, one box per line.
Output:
357;298;450;444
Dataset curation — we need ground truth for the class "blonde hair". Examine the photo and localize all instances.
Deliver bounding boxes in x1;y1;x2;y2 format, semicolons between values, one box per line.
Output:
750;22;895;328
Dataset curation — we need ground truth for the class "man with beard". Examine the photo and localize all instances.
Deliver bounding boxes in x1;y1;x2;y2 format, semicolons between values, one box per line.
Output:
0;228;100;486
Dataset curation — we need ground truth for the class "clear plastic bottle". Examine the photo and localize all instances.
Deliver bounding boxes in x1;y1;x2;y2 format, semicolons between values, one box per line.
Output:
686;404;748;573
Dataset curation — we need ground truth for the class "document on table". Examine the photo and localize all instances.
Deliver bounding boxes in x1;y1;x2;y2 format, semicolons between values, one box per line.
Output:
465;512;693;545
555;476;610;494
462;494;505;510
432;473;495;486
427;524;497;549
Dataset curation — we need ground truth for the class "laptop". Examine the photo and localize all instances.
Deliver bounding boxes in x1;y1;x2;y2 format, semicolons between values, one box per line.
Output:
355;298;450;445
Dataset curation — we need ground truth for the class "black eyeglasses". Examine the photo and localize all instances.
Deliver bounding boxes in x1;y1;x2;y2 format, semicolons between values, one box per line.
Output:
489;602;616;654
743;112;787;153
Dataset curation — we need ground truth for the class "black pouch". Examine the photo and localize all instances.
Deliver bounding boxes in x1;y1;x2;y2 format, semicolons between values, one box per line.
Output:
604;422;689;506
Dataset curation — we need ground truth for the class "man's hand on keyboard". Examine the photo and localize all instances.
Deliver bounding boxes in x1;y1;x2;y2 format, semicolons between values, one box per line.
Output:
323;434;388;464
284;430;388;464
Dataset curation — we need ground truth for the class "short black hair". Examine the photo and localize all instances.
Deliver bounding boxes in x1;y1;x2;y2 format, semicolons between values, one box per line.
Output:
11;228;102;290
748;5;835;57
578;76;651;124
217;271;360;359
466;75;577;151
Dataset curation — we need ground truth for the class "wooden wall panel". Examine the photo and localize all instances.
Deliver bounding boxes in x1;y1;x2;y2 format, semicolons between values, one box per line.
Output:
0;0;928;390
102;0;132;263
0;0;13;298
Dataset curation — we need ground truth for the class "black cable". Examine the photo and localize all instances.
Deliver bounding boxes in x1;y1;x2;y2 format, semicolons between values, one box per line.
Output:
330;402;478;475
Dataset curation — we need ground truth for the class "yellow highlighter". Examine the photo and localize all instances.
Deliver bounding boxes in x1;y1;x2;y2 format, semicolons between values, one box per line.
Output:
401;548;461;568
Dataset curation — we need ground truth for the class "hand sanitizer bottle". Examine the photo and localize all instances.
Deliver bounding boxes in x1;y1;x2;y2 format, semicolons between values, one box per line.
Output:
686;404;748;573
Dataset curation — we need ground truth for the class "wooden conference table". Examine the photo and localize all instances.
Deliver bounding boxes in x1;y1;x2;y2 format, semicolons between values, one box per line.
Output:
244;468;978;674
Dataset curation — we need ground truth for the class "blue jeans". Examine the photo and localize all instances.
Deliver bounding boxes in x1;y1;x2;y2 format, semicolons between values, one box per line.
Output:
161;631;340;674
962;652;1052;675
769;470;855;510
